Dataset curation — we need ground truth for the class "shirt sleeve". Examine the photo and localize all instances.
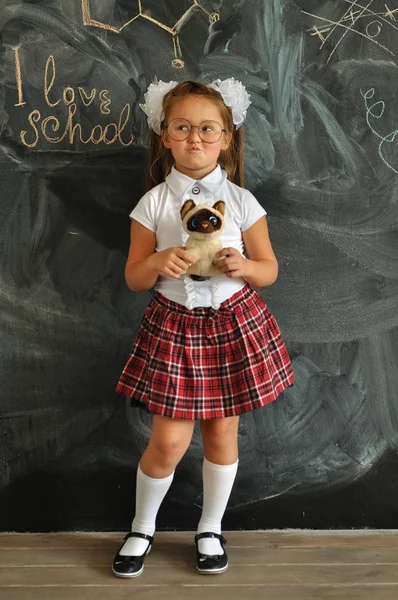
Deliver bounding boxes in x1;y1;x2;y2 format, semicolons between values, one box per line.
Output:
129;191;157;232
241;190;267;231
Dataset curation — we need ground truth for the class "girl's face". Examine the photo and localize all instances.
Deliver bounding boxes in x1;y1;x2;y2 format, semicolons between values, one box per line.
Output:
161;96;232;180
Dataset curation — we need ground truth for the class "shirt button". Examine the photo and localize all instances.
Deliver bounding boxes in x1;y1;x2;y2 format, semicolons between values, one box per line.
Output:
192;186;200;195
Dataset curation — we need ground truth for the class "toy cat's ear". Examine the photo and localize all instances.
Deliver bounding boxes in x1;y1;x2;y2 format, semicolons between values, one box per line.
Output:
181;200;196;220
213;200;225;216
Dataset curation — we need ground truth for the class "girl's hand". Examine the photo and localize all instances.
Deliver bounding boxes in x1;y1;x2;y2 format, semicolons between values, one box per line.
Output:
214;247;248;278
148;247;196;279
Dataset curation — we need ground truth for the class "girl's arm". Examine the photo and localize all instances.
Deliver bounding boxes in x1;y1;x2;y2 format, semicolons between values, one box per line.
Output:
125;220;196;292
215;217;278;288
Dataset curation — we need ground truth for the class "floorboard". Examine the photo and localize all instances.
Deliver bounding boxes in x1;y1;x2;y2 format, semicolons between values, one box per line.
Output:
1;531;398;600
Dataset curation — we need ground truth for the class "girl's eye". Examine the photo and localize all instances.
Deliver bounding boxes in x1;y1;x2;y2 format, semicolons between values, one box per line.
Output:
201;125;213;132
178;125;189;131
191;218;198;228
209;216;218;225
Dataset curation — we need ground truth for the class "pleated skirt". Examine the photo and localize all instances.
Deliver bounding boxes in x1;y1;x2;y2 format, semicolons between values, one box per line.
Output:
116;285;294;420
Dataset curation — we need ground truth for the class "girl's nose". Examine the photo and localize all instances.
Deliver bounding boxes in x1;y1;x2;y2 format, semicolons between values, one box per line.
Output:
187;127;201;143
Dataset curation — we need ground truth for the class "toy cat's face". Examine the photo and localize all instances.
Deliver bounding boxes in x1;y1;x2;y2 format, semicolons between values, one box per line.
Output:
181;200;225;239
186;207;222;234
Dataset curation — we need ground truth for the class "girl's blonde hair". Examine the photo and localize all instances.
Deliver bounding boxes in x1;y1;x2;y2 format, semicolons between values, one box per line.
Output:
146;80;244;191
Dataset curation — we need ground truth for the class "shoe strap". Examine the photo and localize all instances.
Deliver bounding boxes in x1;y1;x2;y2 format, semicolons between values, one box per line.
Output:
124;531;154;544
195;532;226;545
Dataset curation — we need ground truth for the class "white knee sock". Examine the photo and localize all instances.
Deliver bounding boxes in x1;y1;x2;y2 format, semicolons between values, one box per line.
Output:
119;464;174;556
197;458;239;556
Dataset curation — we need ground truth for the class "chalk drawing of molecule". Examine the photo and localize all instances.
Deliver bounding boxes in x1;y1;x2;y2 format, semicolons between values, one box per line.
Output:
82;0;220;68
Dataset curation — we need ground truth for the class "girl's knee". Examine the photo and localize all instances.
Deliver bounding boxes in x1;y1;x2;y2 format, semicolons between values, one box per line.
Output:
151;435;187;458
148;418;194;464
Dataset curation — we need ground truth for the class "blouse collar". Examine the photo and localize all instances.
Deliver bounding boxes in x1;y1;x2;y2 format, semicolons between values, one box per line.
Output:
165;164;227;198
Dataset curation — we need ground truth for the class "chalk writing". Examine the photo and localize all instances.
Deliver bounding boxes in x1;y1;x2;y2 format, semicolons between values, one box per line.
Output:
14;47;26;107
14;52;134;149
362;87;398;174
303;1;398;62
81;0;220;68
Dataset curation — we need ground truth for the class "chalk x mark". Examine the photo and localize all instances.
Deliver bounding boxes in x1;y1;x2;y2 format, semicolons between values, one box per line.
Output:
319;0;361;49
328;0;375;62
384;4;398;20
302;0;395;62
343;0;398;33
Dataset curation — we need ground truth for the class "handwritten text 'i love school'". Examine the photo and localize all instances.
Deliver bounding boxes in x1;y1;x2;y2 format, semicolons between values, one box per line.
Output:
14;50;134;149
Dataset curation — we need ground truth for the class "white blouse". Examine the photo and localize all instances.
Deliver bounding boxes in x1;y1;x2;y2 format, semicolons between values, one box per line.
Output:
130;165;267;309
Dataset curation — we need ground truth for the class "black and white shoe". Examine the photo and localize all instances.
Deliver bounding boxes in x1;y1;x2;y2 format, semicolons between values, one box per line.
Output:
112;532;153;578
194;532;228;574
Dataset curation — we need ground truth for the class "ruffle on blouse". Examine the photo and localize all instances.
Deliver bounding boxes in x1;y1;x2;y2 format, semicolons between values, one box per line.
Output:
181;208;221;311
182;275;221;311
179;170;227;311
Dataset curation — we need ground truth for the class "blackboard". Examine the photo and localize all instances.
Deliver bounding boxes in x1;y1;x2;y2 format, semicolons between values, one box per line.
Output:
1;0;398;532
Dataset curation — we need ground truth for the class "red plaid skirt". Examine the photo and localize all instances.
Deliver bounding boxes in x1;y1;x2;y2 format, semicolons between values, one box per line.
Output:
116;285;294;420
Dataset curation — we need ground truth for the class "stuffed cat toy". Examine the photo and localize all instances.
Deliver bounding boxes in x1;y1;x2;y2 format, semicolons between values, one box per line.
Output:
180;199;225;279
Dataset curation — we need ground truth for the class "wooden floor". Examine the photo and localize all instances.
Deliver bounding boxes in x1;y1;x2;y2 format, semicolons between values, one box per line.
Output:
1;530;398;599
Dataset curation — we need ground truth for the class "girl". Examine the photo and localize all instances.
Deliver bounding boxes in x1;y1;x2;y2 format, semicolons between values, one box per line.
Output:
113;79;294;578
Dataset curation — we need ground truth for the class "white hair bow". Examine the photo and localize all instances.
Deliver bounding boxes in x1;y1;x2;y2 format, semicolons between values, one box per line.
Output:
139;78;251;135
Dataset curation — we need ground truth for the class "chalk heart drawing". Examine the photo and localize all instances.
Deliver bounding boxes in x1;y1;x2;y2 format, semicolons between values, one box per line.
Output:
362;87;398;174
81;0;220;68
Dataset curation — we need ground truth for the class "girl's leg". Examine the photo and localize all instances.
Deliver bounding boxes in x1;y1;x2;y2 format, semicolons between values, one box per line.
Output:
120;415;195;556
197;416;239;555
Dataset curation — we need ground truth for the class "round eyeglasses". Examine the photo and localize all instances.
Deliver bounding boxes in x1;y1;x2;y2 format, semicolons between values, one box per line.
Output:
163;119;225;143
